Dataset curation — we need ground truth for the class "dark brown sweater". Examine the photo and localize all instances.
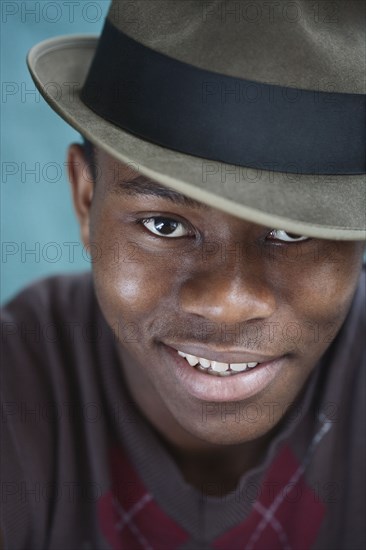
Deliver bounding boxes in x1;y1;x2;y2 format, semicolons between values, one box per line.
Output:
1;270;365;549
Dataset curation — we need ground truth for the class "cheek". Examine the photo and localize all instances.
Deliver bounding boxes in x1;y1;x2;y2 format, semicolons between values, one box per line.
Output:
94;252;168;319
277;247;363;344
90;221;177;323
305;261;359;313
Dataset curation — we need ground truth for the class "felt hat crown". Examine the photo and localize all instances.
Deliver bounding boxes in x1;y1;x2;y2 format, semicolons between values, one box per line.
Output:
27;0;366;239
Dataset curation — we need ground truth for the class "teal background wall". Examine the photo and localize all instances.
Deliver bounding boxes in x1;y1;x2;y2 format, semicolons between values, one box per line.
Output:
1;1;110;304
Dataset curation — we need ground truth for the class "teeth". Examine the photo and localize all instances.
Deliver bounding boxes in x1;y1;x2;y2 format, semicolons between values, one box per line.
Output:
211;361;229;372
230;363;248;372
177;350;259;375
186;354;199;367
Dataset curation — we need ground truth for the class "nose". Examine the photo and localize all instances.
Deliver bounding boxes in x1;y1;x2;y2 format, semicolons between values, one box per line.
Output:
179;265;276;325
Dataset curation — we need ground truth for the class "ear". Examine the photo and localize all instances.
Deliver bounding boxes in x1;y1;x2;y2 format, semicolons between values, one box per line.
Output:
67;143;94;249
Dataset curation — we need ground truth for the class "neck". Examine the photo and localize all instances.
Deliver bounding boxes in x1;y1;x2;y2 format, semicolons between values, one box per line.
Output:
158;430;273;496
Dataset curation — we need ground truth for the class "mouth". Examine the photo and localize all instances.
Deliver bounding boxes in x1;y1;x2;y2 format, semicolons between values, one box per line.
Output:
177;351;259;376
162;343;286;402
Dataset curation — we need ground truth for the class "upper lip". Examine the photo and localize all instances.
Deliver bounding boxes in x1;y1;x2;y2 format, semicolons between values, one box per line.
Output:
164;343;283;364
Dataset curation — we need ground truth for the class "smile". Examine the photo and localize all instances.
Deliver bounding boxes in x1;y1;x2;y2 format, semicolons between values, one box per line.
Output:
177;351;258;376
163;344;285;402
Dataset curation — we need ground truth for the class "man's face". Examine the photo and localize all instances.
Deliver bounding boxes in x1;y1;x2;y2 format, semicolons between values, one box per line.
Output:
70;146;365;447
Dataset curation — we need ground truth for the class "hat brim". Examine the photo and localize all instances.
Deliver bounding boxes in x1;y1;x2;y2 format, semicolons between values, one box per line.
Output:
27;35;366;240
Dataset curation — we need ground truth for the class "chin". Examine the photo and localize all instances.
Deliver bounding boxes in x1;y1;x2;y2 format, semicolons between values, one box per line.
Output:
174;412;272;447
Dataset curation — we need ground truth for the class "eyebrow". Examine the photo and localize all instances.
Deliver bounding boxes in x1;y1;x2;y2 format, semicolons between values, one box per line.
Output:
112;175;209;210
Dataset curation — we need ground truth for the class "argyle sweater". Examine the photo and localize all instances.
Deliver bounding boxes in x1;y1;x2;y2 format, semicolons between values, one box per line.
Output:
1;270;365;549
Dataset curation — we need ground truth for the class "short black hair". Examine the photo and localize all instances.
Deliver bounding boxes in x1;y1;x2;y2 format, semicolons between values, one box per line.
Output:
82;136;97;183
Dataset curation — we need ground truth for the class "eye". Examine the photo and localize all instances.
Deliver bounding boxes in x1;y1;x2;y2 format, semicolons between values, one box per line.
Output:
140;216;192;238
267;229;310;243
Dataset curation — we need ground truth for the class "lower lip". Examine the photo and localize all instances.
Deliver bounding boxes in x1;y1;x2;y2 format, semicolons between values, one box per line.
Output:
162;344;285;402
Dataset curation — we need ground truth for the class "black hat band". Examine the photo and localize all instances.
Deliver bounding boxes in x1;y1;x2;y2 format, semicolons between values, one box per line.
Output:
81;19;366;175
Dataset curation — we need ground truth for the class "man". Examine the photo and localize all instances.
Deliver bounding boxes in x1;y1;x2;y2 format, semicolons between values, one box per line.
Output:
1;1;365;548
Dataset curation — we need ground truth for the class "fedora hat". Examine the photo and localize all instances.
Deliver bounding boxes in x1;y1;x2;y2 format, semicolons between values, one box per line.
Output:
27;0;366;240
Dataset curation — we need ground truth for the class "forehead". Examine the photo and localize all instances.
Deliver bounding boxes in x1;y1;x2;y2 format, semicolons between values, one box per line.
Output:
98;148;209;210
